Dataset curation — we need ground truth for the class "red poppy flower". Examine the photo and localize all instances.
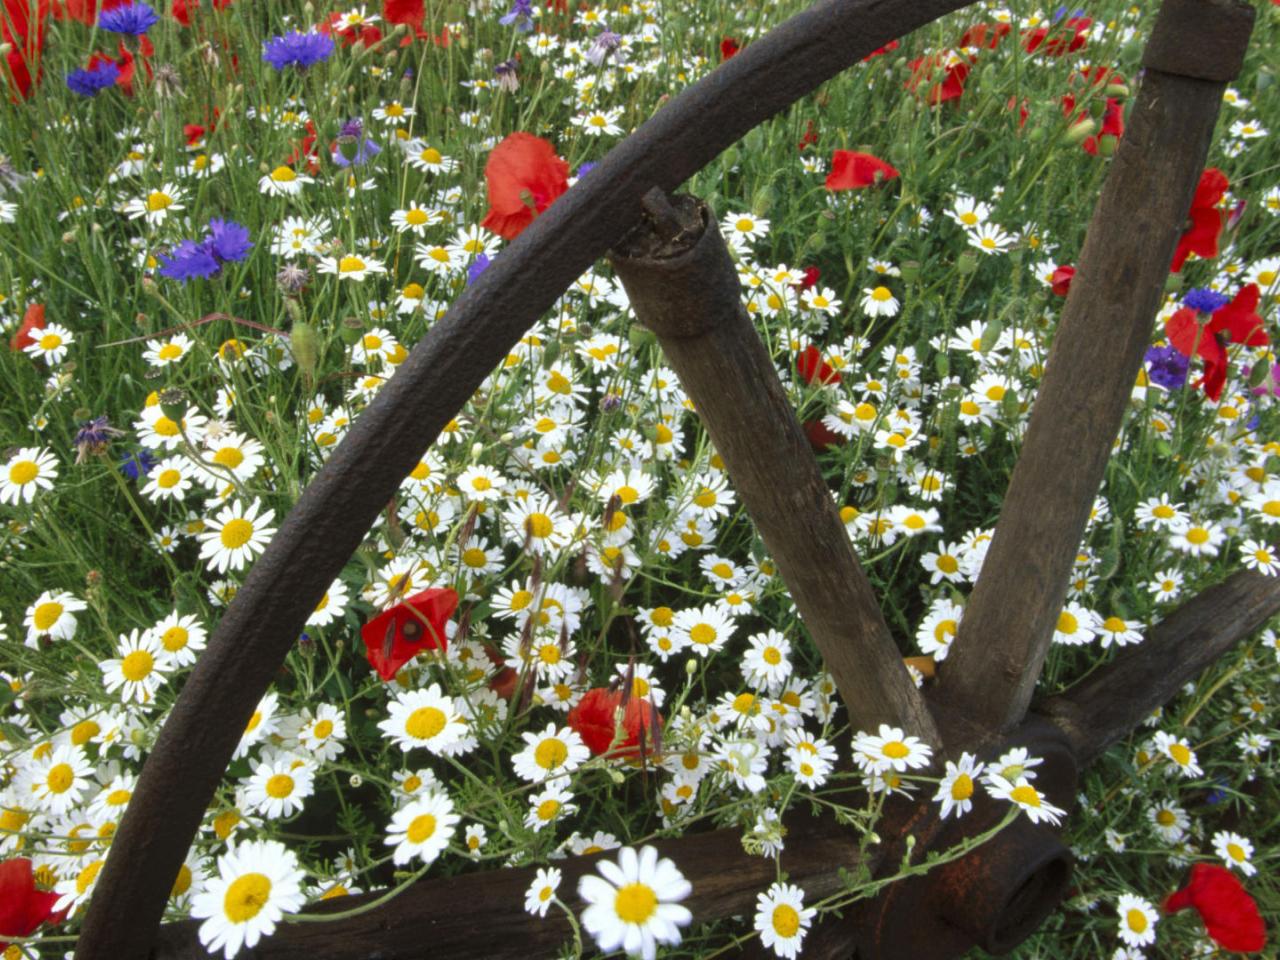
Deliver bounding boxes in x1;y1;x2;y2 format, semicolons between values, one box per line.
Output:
284;119;322;176
1048;265;1076;297
1166;284;1269;401
480;132;570;241
796;345;841;386
1164;864;1266;953
1172;168;1230;273
906;52;971;106
958;21;1010;48
10;303;45;352
0;858;66;949
319;11;382;47
825;151;899;191
861;39;898;61
2;0;50;100
797;265;821;290
384;0;423;31
719;37;739;60
797;119;819;153
804;417;845;451
1023;16;1091;56
567;687;661;758
361;587;458;681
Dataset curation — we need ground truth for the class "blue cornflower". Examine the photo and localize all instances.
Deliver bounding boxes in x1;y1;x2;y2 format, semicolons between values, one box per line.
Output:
1145;344;1189;391
119;449;157;480
499;0;535;32
1182;288;1230;315
575;161;598;179
99;1;160;35
333;118;381;168
158;218;253;282
207;218;253;262
66;61;120;96
262;30;336;71
466;253;492;286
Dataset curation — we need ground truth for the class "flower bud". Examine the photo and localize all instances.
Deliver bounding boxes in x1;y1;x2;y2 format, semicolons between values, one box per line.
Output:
289;321;320;381
1063;118;1098;145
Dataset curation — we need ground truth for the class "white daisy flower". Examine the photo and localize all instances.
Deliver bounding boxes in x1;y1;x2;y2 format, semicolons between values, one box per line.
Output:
1212;830;1256;876
244;752;315;819
149;610;207;668
385;790;459;866
123;182;187;225
316;253;387;281
198;499;278;573
24;590;88;646
141;455;196;502
191;839;305;959
754;881;815;959
934;752;984;819
99;628;174;705
578;845;692;959
511;723;590;783
258;165;313;197
1;447;58;504
379;684;466;754
861;285;900;317
27;744;93;817
1115;893;1158;948
985;775;1066;826
851;724;933;774
23;322;74;364
524;866;562;918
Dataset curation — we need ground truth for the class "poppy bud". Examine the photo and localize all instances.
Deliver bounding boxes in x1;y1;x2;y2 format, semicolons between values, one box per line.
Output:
956;252;979;275
1104;82;1129;97
158;388;188;423
289;321;320;381
1063;118;1098;145
339;316;364;345
900;260;921;283
1097;134;1118;157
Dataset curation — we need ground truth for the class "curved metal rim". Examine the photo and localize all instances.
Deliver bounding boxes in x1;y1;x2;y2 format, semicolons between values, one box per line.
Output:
72;1;981;956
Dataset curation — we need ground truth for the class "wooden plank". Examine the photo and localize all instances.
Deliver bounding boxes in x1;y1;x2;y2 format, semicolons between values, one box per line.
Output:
71;3;982;958
153;813;877;960
612;193;939;745
1039;559;1280;765
939;0;1255;732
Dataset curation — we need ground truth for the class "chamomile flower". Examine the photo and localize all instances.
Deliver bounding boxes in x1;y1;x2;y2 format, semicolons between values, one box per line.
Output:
512;723;590;783
525;866;562;918
852;724;933;774
578;845;692;960
985;775;1066;826
1212;830;1256;876
234;691;281;760
140;455;195;502
296;704;347;760
198;499;278;573
149;610;207;667
1148;568;1183;604
24;590;88;646
966;222;1017;255
390;202;435;235
259;165;313;196
1097;615;1143;649
317;253;387;281
1115;893;1158;948
525;782;577;831
1153;731;1202;778
1240;539;1279;576
935;752;984;819
741;630;792;690
1169;519;1226;558
143;333;194;367
572;106;624;136
1147;800;1189;843
404;141;458;174
1134;494;1189;532
1052;602;1099;646
23;322;74;364
1;447;58;504
123;182;186;225
457;464;507;502
379;684;466;754
674;604;735;657
191;839;305;959
99;628;173;705
754;882;815;959
244;752;315;819
27;744;93;817
385;790;459;865
861;285;900;317
723;212;769;241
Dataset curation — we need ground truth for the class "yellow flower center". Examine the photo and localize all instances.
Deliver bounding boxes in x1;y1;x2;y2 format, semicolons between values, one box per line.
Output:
1169;743;1192;766
406;706;447;740
1126;909;1148;933
1187;527;1209;544
121;649;155;682
9;461;38;485
535;739;569;770
689;624;716;646
146;191;173;211
33;601;63;632
157;469;182;489
223;872;272;922
763;646;782;665
772;903;801;937
161;626;189;651
265;774;294;798
525;513;554;538
537;799;561;821
882;741;909;760
172;864;193;898
1010;785;1041;807
1057;612;1078;634
1227;842;1246;862
271;166;297;182
870;286;892;302
76;860;104;894
338;255;366;274
313;719;334;739
614;882;658;924
46;763;74;794
421;147;443;164
220;518;254;549
71;719;99;745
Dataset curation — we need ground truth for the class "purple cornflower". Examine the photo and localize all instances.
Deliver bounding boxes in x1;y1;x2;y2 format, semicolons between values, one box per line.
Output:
499;0;534;32
575;161;598;179
158;218;253;282
1145;344;1189;391
333;118;381;167
585;30;623;66
262;30;336;70
74;416;125;463
99;1;160;35
494;58;519;93
119;449;157;480
466;253;492;286
207;218;253;262
1182;288;1231;315
66;61;120;96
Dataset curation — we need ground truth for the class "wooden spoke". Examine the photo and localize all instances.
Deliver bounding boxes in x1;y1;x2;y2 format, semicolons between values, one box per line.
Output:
1039;556;1280;765
940;0;1255;733
612;192;938;744
152;812;875;960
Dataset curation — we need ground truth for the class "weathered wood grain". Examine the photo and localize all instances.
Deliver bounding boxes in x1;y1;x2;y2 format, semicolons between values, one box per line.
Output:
611;194;939;745
940;0;1254;733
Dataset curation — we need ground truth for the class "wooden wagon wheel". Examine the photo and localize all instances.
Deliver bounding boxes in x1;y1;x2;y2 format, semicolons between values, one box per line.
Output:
72;0;1275;958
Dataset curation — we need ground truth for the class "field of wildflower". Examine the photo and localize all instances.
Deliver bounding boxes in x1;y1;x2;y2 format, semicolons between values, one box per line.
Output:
1;0;1278;956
